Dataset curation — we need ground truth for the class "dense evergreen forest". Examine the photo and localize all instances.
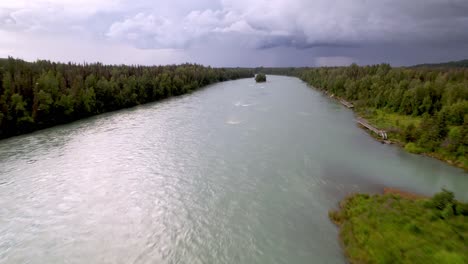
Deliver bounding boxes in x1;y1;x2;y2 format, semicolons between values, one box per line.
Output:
0;57;253;138
297;64;468;169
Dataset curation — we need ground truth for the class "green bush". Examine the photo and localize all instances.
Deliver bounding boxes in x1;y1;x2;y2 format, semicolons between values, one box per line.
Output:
440;203;455;219
429;212;440;221
431;189;455;210
455;202;468;216
406;222;422;234
255;73;267;82
329;211;344;224
404;142;426;154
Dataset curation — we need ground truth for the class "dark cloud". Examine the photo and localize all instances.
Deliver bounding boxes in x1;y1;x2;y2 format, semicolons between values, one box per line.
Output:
1;0;468;66
255;35;359;50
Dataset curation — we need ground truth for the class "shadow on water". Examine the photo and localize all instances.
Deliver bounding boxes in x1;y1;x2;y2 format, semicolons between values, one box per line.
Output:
320;161;387;201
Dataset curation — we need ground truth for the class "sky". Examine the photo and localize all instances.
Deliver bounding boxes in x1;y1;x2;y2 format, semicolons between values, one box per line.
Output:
0;0;468;67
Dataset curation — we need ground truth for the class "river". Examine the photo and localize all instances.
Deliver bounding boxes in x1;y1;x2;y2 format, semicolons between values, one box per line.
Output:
0;75;467;263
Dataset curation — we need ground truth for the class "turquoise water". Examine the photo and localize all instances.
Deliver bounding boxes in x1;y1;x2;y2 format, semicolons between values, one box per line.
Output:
0;75;466;263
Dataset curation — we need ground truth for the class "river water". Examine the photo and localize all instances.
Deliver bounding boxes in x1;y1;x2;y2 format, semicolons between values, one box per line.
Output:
0;75;467;263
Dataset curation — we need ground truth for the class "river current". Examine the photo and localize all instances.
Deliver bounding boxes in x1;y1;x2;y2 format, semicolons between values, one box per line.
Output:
0;75;466;263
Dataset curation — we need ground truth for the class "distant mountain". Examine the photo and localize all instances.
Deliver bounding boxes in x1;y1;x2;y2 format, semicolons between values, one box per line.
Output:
411;59;468;68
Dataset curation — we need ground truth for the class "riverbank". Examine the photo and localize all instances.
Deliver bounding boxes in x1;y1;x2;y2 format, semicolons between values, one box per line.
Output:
0;58;254;139
329;189;468;264
295;64;468;173
357;108;468;171
320;90;468;171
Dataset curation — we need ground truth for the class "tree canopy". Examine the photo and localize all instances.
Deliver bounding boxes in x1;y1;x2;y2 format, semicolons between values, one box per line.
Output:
255;73;266;82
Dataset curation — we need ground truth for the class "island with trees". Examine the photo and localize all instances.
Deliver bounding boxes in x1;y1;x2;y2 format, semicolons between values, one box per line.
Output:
255;73;267;82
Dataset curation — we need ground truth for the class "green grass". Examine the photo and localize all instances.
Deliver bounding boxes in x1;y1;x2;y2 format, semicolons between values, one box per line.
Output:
356;107;468;171
357;108;421;145
359;108;422;130
329;190;468;264
404;142;426;154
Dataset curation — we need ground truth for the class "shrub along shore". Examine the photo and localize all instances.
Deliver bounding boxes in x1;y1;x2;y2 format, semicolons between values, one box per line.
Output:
329;189;468;264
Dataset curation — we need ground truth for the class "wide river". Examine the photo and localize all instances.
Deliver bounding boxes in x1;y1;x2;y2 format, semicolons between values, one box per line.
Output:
0;75;467;263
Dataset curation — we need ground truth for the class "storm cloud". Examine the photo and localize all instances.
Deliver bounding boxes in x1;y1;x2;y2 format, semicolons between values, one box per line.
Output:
1;0;467;66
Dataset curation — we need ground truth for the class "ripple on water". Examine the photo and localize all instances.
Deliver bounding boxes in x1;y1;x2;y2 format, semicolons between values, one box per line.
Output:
0;76;467;264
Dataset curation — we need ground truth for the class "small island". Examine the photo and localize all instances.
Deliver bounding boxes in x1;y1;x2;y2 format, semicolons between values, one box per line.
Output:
329;189;468;263
255;73;267;82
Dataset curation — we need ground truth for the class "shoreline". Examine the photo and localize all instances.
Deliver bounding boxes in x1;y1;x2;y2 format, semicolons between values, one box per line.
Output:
317;86;468;172
382;187;428;200
358;117;467;171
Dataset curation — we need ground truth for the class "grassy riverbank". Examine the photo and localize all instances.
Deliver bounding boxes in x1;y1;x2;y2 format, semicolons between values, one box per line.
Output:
294;64;468;172
329;189;468;264
357;108;468;171
313;88;468;171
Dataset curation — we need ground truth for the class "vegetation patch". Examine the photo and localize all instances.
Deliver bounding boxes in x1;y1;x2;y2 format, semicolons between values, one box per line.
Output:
255;73;267;82
329;189;468;264
404;142;426;154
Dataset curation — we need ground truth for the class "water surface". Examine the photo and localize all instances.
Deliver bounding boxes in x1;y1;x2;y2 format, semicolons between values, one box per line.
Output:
1;75;467;263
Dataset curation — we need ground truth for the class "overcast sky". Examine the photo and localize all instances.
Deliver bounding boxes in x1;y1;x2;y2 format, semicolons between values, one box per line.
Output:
1;0;468;67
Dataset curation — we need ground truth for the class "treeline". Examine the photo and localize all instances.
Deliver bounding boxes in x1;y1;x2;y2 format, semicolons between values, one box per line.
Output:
255;67;304;77
412;59;468;68
0;57;253;138
299;64;468;167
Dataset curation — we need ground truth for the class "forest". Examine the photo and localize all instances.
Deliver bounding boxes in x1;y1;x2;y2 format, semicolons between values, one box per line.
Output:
298;64;468;169
0;57;253;138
